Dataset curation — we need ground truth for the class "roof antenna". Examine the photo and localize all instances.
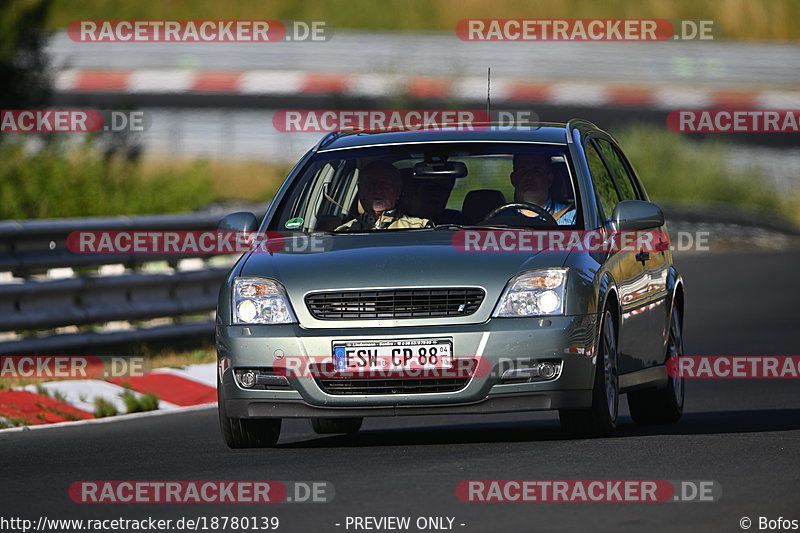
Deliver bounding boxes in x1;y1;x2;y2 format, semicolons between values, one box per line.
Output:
485;67;491;121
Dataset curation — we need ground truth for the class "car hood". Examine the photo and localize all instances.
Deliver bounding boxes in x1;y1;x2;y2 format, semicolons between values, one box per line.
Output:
239;231;570;327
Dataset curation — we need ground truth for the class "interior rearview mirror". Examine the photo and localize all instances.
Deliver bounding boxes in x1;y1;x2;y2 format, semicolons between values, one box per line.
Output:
412;161;468;178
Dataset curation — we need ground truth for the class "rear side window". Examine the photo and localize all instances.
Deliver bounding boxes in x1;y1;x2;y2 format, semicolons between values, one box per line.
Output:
595;139;641;201
585;142;620;219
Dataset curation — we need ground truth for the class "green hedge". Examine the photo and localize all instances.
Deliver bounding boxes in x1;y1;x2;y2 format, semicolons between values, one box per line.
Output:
0;140;215;219
615;124;781;213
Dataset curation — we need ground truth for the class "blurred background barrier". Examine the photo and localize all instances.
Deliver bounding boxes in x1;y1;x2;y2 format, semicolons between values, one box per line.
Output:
0;208;265;355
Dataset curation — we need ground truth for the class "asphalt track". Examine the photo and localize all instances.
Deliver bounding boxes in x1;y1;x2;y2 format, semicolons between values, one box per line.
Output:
1;250;798;532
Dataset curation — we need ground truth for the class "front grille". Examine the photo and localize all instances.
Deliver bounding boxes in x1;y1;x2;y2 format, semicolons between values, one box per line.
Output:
316;378;470;395
305;288;485;319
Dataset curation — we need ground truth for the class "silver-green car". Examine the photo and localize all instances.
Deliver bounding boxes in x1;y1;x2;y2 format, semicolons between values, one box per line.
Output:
216;121;685;447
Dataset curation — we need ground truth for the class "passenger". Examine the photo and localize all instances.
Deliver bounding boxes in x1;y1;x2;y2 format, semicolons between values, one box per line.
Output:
336;161;433;231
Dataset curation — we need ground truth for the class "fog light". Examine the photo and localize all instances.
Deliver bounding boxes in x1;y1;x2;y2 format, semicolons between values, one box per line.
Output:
239;370;257;388
538;361;557;380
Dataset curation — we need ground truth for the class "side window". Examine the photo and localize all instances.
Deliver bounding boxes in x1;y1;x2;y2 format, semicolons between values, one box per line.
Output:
596;139;641;201
585;142;620;219
273;159;350;230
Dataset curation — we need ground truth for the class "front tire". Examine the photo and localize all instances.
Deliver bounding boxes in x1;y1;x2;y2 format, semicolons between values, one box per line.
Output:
627;305;685;424
559;308;619;438
218;379;281;448
311;417;363;434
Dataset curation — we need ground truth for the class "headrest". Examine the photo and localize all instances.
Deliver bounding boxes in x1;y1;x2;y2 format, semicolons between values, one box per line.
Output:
549;163;574;204
462;189;507;224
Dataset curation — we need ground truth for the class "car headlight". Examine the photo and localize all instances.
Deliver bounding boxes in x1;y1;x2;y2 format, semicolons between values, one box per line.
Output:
232;277;296;324
493;268;568;317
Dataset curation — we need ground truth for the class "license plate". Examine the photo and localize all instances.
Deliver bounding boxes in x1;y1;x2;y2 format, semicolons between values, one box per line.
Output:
332;339;453;371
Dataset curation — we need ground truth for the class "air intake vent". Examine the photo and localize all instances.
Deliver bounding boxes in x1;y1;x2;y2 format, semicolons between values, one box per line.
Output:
315;377;470;395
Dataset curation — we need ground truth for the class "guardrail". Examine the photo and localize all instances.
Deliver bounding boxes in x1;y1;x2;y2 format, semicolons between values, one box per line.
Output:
0;208;262;355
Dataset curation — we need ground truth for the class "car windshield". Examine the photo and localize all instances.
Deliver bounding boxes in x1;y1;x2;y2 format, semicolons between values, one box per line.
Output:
269;142;580;232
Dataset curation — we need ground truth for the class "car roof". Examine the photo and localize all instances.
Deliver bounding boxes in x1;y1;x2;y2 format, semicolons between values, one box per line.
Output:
316;123;575;152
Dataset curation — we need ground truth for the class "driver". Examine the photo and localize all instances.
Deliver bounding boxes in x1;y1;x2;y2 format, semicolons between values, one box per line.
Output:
336;161;433;231
506;153;576;225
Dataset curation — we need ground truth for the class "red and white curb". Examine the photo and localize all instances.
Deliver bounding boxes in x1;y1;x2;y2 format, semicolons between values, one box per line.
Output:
54;68;800;109
0;362;216;430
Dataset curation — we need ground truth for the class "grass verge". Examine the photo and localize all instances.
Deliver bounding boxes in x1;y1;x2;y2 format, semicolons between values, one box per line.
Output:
0;140;214;219
0;140;286;219
93;397;118;418
120;391;159;413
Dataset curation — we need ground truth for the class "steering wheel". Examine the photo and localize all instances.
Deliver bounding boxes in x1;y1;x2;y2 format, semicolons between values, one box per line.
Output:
481;202;558;225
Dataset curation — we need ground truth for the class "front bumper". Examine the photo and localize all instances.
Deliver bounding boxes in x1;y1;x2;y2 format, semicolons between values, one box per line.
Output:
217;314;597;418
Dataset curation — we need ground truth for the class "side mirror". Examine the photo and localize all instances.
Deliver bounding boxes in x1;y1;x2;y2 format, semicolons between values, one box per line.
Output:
609;200;664;231
217;212;259;233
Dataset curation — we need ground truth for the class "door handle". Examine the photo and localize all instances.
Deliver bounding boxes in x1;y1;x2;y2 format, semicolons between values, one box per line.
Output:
635;251;650;263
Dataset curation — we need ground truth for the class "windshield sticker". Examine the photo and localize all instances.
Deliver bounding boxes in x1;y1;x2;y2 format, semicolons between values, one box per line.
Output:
285;217;303;229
